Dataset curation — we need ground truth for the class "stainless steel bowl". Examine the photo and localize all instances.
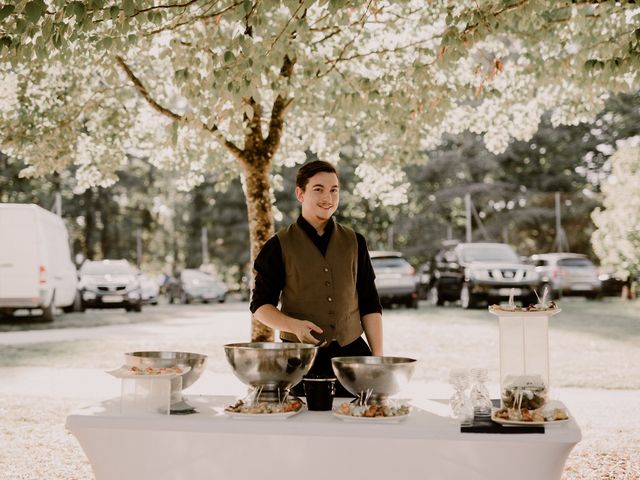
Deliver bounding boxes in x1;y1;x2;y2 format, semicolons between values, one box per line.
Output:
224;342;317;401
331;356;417;403
124;351;208;411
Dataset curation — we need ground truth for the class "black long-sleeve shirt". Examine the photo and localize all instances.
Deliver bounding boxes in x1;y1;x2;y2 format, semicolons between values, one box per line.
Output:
250;216;382;316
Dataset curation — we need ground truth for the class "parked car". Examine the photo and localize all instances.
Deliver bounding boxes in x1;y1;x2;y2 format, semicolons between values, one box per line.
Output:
167;269;227;304
0;203;78;321
428;242;541;309
529;253;602;299
598;269;638;297
138;273;160;305
370;251;419;309
78;259;142;312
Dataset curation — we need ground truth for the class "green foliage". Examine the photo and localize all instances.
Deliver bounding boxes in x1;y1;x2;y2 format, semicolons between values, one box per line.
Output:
2;0;640;274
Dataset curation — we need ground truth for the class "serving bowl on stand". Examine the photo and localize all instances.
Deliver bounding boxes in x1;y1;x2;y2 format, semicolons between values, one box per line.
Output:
124;351;208;412
224;342;318;403
331;356;417;405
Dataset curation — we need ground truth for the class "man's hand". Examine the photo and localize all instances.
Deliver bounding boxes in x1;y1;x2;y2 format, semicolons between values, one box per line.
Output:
293;320;323;344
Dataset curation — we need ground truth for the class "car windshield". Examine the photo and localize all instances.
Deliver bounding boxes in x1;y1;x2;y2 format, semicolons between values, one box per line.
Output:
460;245;519;263
372;257;410;269
558;258;595;268
81;262;132;275
182;270;213;281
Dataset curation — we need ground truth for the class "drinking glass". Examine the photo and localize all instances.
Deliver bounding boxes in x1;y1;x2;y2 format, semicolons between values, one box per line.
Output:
449;368;473;425
469;368;493;418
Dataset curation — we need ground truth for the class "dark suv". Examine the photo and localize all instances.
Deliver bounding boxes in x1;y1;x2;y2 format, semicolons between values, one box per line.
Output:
428;242;541;309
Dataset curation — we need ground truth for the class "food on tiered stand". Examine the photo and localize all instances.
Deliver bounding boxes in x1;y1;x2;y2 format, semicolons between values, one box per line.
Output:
494;404;569;423
489;288;569;424
489;300;558;313
493;375;568;423
489;285;559;313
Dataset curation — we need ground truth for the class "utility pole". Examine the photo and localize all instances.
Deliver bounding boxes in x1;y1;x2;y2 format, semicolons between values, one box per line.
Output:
202;227;209;265
554;192;569;252
136;228;142;268
465;193;472;243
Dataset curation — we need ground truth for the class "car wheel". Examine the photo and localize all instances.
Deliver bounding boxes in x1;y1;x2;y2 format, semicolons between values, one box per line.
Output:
460;283;478;309
405;297;419;309
218;295;226;304
586;290;602;300
181;292;190;304
41;296;55;322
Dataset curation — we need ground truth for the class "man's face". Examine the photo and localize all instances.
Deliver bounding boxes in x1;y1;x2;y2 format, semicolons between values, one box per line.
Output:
296;171;340;223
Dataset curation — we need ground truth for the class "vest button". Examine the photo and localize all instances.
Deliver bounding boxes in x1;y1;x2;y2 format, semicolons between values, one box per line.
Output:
325;281;330;287
323;267;329;272
327;297;333;302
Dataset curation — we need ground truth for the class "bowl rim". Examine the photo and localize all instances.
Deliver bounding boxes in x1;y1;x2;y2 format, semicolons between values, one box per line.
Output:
331;355;417;365
124;351;208;359
224;341;318;350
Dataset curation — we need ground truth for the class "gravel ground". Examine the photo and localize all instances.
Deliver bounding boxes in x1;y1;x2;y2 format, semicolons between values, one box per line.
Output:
0;297;638;479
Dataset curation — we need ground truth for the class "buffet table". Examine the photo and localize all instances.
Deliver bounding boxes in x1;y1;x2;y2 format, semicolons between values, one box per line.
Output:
66;395;581;480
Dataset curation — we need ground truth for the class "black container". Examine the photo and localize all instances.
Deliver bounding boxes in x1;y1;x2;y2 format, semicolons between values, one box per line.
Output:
303;375;336;411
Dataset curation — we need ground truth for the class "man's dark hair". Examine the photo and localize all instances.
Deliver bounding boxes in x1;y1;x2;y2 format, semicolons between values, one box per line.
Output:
295;160;338;190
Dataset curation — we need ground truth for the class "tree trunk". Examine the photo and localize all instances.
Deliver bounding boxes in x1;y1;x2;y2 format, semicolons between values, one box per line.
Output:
115;55;294;342
242;155;276;342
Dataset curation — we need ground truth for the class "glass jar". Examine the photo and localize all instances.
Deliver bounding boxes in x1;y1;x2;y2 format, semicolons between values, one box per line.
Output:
501;374;548;410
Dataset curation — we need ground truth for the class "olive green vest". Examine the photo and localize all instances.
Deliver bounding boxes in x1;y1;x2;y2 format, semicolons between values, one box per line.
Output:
277;221;362;346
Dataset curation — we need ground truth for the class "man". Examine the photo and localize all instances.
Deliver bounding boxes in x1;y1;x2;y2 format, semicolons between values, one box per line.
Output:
250;160;383;396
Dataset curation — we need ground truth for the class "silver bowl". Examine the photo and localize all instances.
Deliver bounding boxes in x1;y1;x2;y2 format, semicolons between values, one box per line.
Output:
331;356;417;404
124;351;208;411
224;342;318;402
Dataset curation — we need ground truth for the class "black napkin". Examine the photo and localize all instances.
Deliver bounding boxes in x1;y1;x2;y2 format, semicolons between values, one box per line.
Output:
461;415;545;434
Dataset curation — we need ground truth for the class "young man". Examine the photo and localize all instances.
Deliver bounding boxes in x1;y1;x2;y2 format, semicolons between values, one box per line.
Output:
250;160;383;396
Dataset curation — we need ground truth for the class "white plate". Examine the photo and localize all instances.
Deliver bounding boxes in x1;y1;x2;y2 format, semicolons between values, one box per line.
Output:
224;409;302;420
488;307;561;317
491;412;570;426
106;365;190;380
332;411;410;423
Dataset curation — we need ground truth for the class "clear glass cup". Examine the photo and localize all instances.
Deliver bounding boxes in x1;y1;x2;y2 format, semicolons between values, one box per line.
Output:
449;368;473;425
469;368;493;418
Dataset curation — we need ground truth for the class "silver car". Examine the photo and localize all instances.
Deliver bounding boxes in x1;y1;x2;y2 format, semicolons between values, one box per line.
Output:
529;253;602;299
167;269;227;304
370;251;419;309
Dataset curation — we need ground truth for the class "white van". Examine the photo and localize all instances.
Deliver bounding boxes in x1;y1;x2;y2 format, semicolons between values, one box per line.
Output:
0;203;78;321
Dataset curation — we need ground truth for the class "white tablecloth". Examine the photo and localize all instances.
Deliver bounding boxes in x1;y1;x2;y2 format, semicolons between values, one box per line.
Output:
66;395;581;480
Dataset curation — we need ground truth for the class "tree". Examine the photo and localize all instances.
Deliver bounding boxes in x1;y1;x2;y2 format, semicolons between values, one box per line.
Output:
591;141;640;285
2;1;640;340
